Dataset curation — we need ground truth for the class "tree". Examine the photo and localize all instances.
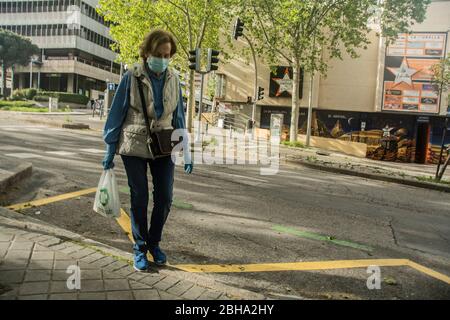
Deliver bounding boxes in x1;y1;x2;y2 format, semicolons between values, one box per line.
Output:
235;0;430;142
97;0;234;132
431;54;450;181
0;29;39;99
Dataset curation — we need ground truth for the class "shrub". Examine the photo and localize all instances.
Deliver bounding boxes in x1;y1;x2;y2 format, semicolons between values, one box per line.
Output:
34;95;50;102
10;88;38;100
10;89;89;105
11;89;26;101
42;91;89;104
25;88;37;100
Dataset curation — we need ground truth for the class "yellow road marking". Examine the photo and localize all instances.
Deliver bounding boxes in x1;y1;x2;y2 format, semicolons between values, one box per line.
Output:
116;209;134;243
116;209;449;285
174;259;410;273
6;187;97;211
406;261;450;285
6;192;450;286
116;208;155;263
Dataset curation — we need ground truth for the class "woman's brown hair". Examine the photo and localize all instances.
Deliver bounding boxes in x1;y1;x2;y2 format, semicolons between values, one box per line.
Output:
139;29;177;61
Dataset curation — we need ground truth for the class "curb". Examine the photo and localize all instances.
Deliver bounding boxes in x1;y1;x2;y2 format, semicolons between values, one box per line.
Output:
62;123;90;130
0;162;32;194
0;207;266;300
285;158;450;193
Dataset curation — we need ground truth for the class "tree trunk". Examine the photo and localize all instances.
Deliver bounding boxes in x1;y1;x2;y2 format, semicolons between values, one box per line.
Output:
437;153;450;181
10;65;14;98
1;63;6;100
289;62;301;142
186;69;196;133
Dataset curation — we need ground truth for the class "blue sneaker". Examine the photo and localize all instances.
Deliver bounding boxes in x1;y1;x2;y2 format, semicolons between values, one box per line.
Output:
133;251;149;272
149;246;167;266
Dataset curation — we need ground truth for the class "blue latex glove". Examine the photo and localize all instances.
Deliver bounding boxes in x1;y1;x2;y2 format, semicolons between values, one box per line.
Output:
184;163;193;174
102;144;116;170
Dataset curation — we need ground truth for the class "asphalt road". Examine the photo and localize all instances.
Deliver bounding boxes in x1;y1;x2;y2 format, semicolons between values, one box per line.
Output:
0;116;449;300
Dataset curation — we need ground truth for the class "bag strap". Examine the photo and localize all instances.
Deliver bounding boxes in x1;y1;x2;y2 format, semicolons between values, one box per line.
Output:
135;76;152;138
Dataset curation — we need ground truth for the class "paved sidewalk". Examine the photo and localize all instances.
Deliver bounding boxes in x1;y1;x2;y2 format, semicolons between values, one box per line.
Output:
279;144;450;180
0;208;265;300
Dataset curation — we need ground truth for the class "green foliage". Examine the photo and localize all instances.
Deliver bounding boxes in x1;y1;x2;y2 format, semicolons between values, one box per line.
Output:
206;73;218;100
281;141;306;148
0;100;36;108
34;95;50;102
0;100;45;112
0;29;40;99
97;0;232;74
431;53;450;96
11;89;26;101
11;88;38;100
233;0;430;141
416;176;450;185
0;29;40;68
45;92;89;105
10;89;88;104
237;0;430;75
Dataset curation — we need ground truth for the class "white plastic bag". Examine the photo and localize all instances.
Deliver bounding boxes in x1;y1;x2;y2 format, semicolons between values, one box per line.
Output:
93;169;121;218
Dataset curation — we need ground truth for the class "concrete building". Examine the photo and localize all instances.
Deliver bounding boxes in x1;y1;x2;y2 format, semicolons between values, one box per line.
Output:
0;0;120;99
214;0;450;164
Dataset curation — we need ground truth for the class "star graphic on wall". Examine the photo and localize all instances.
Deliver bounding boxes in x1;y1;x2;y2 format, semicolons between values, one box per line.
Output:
272;68;293;96
387;57;418;86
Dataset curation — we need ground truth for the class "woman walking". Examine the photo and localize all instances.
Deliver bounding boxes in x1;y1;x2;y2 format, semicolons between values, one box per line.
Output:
102;29;193;271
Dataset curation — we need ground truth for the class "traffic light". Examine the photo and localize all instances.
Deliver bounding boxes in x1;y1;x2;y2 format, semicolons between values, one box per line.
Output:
207;48;220;72
233;18;244;40
257;86;264;100
188;48;200;71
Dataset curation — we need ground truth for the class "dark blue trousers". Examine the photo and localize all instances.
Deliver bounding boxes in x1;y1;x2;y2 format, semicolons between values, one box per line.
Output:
121;155;174;254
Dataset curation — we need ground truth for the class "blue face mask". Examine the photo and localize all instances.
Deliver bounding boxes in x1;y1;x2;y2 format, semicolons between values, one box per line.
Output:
147;56;169;73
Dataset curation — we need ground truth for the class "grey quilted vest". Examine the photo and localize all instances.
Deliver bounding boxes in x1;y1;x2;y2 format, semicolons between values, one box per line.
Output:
116;63;180;159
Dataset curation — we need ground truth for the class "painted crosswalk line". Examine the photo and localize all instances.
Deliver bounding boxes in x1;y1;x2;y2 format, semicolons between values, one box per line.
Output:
79;148;105;154
45;151;77;156
5;153;43;159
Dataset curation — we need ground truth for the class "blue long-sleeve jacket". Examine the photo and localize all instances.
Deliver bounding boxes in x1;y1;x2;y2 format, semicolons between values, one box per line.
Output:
103;68;191;163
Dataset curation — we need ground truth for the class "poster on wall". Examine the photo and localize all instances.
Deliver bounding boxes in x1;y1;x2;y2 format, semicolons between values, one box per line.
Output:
269;66;303;98
382;32;448;114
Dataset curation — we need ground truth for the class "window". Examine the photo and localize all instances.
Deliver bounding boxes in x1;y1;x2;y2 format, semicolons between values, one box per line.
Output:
39;1;43;12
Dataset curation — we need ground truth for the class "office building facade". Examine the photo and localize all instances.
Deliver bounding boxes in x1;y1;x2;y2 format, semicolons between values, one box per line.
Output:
215;0;450;164
0;0;120;99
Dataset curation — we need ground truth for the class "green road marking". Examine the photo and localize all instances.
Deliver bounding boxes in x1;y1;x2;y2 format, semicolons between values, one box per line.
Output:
272;225;373;252
119;186;130;195
172;198;194;210
119;186;193;210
